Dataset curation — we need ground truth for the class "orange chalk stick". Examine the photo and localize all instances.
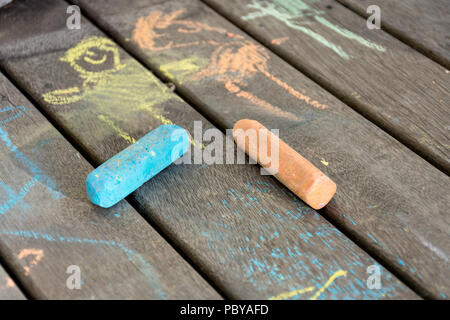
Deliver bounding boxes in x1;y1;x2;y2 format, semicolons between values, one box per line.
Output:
233;119;336;210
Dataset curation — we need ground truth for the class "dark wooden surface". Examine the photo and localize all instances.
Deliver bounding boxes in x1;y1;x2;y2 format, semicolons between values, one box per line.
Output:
204;0;450;174
68;0;450;299
0;71;219;299
337;0;450;69
0;266;25;299
0;0;419;299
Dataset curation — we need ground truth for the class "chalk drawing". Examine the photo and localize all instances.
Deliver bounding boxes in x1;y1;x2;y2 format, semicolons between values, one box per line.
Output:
41;36;201;149
132;9;328;118
269;269;347;300
242;0;386;59
160;57;209;84
43;37;125;105
133;9;243;52
0;105;26;125
271;37;289;45
188;178;406;299
98;114;136;144
5;278;15;288
2;229;167;298
0;106;64;215
18;248;44;276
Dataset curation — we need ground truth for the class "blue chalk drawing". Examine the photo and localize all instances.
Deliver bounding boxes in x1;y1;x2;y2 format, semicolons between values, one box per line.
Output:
86;124;189;208
0;106;64;215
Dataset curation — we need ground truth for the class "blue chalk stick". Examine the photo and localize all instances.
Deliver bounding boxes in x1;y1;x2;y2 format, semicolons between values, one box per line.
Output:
86;124;189;208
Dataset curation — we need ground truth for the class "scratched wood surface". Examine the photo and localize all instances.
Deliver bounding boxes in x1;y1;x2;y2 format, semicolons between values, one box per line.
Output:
337;0;450;69
69;0;450;299
0;0;418;300
203;0;450;174
0;265;25;299
0;71;219;299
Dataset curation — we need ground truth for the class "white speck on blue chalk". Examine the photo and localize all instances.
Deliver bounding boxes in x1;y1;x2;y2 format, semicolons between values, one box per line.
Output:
86;125;189;208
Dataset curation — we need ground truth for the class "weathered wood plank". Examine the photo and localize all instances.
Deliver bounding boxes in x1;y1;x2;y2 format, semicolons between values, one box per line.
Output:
70;0;449;299
0;73;219;299
0;0;417;299
337;0;450;69
0;265;25;299
203;0;450;174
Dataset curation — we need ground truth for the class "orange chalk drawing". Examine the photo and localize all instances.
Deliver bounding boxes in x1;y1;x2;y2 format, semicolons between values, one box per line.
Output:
5;278;15;288
133;9;328;120
271;37;289;45
133;9;243;52
192;41;327;113
18;248;44;276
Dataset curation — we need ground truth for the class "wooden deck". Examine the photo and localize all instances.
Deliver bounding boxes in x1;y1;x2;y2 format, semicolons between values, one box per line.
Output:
0;0;448;300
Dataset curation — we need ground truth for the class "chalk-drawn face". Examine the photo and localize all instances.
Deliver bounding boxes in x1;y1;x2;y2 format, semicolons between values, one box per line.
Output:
60;37;124;79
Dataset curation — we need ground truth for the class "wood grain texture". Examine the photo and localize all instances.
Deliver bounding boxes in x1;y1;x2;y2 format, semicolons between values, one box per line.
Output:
0;73;219;299
337;0;450;69
69;0;449;299
203;0;450;174
0;265;25;299
0;0;417;299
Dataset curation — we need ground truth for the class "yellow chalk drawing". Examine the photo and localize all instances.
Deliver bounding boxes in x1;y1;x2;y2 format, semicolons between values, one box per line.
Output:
309;269;347;300
269;269;347;300
132;10;328;120
320;158;329;166
43;37;125;105
18;248;44;276
269;286;315;300
160;57;209;84
42;36;202;147
98;114;136;144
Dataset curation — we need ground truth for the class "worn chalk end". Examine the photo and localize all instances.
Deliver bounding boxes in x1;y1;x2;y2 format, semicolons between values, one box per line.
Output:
302;175;337;210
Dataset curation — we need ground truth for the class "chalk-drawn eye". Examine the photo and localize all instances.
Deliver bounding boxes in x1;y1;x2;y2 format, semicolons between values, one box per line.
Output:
60;37;124;76
84;49;108;65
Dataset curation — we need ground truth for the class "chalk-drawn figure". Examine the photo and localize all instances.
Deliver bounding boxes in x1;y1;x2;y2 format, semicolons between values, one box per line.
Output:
42;36;187;146
242;0;385;59
43;37;125;105
191;40;327;114
132;9;328;120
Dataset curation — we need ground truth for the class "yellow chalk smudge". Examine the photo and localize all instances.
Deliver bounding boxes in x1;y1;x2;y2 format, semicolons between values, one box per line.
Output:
320;158;329;166
269;269;348;300
309;269;347;300
160;57;208;84
98;114;136;144
269;286;315;300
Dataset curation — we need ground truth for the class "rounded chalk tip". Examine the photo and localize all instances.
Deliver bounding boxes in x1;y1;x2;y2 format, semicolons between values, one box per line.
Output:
85;172;117;208
302;175;337;210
